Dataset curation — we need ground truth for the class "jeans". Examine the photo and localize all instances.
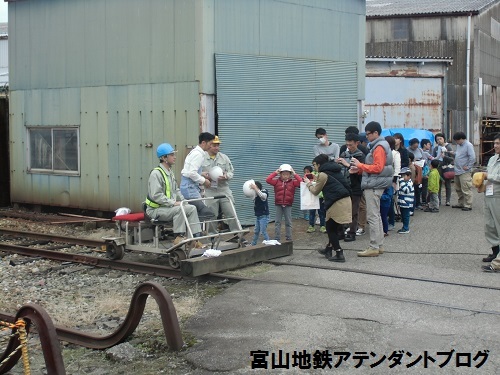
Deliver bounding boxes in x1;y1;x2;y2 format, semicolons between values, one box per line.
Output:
428;192;439;210
251;215;270;245
180;181;215;222
400;207;411;231
309;198;326;227
380;203;391;234
275;205;292;241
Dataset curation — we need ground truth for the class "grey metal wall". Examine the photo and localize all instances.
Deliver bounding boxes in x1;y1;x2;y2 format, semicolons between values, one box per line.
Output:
216;53;358;225
203;0;366;98
8;0;365;214
8;0;203;211
9;82;200;212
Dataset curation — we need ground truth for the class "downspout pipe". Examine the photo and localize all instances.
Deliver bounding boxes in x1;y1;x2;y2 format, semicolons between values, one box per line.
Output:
466;14;471;140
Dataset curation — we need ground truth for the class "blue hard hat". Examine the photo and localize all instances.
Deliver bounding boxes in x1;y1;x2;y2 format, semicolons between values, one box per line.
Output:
156;143;176;158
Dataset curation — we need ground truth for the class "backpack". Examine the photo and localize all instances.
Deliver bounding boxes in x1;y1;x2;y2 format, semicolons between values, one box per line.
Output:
422;163;430;178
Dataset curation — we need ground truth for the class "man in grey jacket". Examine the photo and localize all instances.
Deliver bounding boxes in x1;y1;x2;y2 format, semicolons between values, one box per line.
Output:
145;143;202;238
350;121;393;257
451;132;476;211
202;135;239;233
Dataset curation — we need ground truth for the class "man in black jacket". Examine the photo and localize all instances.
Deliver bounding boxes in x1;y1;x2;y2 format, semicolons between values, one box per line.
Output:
336;133;366;242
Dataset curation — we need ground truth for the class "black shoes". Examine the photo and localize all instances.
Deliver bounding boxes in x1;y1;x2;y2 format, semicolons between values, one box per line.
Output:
324;247;333;259
318;245;332;256
328;249;345;262
344;233;356;242
461;207;472;211
481;265;500;272
452;205;463;208
483;246;500;262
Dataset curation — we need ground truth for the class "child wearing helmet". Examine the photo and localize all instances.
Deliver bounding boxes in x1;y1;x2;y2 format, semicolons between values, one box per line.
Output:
265;164;303;242
249;181;270;246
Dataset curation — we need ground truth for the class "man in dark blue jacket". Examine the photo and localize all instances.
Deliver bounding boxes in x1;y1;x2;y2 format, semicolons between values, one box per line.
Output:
336;133;366;242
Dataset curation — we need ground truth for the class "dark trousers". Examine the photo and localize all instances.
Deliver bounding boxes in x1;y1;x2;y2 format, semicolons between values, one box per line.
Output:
325;218;342;250
421;178;428;204
380;204;390;234
309;198;326;227
413;184;421;210
348;195;362;234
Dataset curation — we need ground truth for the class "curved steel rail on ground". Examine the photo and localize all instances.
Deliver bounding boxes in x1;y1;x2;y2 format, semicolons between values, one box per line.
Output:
0;303;66;375
0;282;183;374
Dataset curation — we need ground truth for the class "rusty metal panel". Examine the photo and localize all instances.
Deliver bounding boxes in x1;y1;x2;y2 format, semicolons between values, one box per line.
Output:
365;76;443;131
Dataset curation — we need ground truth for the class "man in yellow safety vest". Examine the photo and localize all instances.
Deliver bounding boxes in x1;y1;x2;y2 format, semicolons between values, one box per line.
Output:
144;143;202;238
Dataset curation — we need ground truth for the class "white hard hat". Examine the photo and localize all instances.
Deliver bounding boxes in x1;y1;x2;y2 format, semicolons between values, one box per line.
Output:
279;164;292;172
243;179;256;198
209;166;223;180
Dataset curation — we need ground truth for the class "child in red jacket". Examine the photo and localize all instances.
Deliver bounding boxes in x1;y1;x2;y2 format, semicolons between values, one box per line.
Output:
265;164;302;241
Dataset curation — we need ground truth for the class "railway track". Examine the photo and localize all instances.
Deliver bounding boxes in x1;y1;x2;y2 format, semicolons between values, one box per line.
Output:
0;229;183;278
2;228;498;316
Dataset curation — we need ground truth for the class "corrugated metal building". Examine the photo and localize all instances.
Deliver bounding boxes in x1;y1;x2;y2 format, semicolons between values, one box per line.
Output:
365;0;500;150
6;0;366;224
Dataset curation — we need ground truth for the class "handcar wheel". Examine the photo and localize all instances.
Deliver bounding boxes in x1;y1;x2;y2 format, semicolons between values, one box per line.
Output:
168;249;187;269
106;243;125;260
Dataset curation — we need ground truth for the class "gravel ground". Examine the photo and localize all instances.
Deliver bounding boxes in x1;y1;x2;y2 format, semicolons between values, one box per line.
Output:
0;215;234;375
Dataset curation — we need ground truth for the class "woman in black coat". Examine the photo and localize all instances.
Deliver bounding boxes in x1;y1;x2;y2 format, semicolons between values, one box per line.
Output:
304;154;352;262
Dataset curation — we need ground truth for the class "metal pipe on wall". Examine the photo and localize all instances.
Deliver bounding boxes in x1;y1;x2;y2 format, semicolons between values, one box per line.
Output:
466;14;471;139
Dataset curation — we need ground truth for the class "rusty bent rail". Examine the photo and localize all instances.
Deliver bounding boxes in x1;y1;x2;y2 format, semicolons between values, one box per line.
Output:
0;303;66;375
0;282;184;374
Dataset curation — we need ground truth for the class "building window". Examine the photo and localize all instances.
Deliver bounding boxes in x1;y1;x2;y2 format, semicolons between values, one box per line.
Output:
28;127;80;175
392;18;409;40
492;86;497;114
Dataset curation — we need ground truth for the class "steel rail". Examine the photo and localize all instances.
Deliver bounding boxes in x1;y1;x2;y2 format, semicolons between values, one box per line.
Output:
0;228;106;248
0;243;183;278
0;282;184;374
264;259;500;291
208;272;500;316
0;304;66;375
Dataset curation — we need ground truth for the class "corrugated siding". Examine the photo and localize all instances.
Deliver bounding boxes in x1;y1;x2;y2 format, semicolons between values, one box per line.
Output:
8;0;198;90
9;82;200;212
215;53;357;225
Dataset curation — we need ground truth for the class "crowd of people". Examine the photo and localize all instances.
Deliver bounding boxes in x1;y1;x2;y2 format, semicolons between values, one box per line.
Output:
143;124;500;273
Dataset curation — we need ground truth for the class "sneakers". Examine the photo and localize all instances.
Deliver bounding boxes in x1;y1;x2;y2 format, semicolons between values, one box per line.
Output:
304;214;309;221
320;226;327;233
356;228;366;236
481;265;500;272
357;247;379;257
388;224;394;231
445;202;450;206
315;217;320;225
410;212;414;216
306;226;316;233
397;228;410;234
378;246;384;254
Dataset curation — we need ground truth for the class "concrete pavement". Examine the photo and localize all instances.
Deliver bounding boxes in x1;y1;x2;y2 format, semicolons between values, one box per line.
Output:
183;189;499;374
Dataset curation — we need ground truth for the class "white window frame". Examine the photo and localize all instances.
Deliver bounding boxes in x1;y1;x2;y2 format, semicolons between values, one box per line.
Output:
27;126;80;176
